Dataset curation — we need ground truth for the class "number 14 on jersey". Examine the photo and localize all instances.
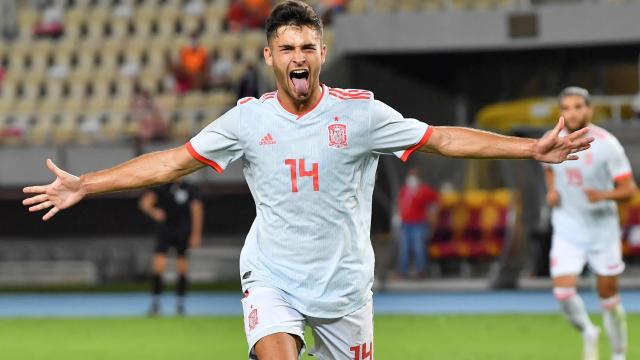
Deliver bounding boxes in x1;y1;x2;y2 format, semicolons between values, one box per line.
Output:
284;158;319;192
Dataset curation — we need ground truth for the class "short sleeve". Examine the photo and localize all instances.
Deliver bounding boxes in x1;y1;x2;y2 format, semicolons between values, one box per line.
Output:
370;100;432;161
186;106;244;173
607;138;632;181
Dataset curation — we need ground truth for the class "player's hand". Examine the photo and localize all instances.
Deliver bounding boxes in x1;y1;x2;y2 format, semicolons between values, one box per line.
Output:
584;188;603;203
546;190;560;207
22;159;87;221
533;117;594;164
149;208;167;223
189;233;202;248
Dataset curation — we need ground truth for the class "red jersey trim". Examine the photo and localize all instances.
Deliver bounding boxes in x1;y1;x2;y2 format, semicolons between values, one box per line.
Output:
328;88;372;100
276;84;326;120
329;93;371;101
613;171;633;181
329;88;372;97
400;126;433;162
238;97;254;105
185;142;224;174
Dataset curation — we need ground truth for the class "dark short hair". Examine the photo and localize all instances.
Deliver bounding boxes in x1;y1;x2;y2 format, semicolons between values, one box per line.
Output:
559;86;591;106
265;0;323;43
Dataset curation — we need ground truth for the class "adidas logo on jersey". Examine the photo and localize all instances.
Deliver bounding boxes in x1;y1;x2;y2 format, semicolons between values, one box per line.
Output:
259;133;276;145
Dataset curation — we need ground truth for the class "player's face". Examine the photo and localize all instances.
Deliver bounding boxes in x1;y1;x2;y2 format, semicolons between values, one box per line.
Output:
264;25;327;102
560;95;592;133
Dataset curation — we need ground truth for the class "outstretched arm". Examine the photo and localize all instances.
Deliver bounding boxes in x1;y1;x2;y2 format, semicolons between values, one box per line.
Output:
23;145;203;221
419;118;593;164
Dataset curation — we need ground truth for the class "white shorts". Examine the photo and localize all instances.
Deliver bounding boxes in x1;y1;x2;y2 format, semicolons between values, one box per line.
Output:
550;235;625;278
241;286;374;360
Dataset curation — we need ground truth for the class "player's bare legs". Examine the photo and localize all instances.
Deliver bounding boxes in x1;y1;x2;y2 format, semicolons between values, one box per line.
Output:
597;276;627;360
553;275;600;360
153;253;168;274
254;333;303;360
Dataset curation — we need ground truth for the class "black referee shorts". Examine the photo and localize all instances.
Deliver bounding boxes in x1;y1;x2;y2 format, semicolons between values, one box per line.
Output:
155;233;190;257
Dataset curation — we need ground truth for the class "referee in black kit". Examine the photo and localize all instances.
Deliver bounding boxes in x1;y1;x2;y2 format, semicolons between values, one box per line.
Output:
139;179;203;315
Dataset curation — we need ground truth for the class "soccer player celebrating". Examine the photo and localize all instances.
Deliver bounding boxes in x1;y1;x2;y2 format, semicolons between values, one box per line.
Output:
23;2;593;359
545;87;636;360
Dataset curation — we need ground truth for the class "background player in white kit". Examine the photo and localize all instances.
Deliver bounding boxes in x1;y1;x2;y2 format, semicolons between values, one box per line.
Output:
23;2;593;359
545;87;637;360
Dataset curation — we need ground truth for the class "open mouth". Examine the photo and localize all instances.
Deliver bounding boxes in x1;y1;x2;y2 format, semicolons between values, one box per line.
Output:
289;69;310;97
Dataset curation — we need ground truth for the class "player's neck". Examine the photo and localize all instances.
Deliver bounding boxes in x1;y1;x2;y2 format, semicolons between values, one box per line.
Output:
276;84;324;116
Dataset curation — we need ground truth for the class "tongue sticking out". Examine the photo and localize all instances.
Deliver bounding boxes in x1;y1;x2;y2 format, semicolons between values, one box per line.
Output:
292;77;309;97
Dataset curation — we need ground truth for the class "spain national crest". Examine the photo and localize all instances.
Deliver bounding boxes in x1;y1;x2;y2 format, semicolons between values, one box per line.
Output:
328;123;348;148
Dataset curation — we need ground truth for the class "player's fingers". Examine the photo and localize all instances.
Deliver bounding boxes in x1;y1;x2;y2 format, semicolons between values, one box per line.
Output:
46;159;67;179
566;155;579;161
566;128;591;142
23;185;48;194
29;201;53;212
22;194;48;206
550;117;564;138
570;145;590;154
42;207;59;221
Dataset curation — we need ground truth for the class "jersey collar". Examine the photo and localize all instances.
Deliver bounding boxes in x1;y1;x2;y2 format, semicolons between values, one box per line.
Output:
276;84;327;120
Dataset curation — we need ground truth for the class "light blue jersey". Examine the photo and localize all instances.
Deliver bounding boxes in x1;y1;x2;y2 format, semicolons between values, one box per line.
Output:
547;125;632;250
187;85;431;317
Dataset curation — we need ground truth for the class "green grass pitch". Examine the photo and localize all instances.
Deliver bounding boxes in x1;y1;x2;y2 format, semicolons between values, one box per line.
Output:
0;314;637;359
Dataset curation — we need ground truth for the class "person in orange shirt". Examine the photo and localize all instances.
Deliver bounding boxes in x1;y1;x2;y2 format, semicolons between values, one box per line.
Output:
178;33;209;92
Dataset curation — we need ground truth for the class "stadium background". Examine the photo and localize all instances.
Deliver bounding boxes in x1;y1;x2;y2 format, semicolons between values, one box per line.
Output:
0;0;639;358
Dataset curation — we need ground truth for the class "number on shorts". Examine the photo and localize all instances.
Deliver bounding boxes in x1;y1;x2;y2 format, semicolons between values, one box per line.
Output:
350;342;373;360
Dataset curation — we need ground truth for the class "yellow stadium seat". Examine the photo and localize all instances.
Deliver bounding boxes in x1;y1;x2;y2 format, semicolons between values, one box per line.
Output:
111;95;131;113
178;92;205;110
463;190;490;207
491;189;513;207
205;1;228;21
52;112;78;145
157;93;178;111
29;113;55;145
347;0;368;14
103;112;128;141
86;19;107;43
170;112;194;140
397;0;420;12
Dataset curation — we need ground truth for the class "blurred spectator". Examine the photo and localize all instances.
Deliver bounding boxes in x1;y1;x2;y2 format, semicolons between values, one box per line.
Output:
318;0;348;25
120;61;140;79
130;88;168;153
244;0;271;28
33;1;64;39
208;49;232;90
237;63;260;99
170;33;209;93
184;0;205;15
395;169;439;279
113;1;134;19
48;62;69;80
0;0;18;40
226;0;270;32
226;0;248;32
0;116;25;143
